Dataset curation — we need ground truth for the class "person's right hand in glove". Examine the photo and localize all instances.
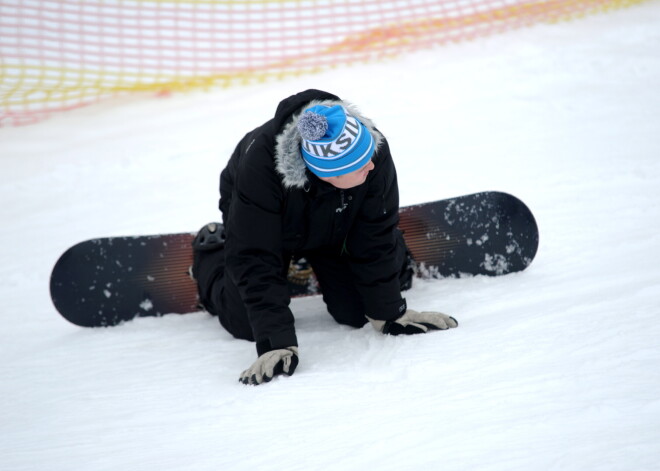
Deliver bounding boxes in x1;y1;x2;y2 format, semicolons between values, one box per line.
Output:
367;309;458;335
239;347;299;385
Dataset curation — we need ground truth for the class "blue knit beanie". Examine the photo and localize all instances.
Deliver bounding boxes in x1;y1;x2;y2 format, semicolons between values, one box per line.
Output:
297;105;375;178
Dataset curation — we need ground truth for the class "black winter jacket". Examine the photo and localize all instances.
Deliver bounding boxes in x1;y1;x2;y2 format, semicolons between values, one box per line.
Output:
219;89;407;353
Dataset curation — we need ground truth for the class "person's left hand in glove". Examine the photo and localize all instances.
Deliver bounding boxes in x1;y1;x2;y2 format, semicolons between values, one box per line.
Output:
239;347;299;385
367;309;458;335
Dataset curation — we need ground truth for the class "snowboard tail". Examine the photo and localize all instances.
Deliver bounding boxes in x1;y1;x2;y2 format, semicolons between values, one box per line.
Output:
399;191;537;278
50;192;538;327
50;234;199;327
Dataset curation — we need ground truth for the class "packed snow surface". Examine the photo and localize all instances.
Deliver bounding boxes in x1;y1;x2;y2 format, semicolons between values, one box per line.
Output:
2;4;660;470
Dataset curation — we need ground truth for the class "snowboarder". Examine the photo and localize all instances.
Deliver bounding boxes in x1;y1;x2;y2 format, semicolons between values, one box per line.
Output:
191;89;458;385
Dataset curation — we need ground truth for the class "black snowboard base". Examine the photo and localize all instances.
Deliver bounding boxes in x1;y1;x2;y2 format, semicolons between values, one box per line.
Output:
50;192;539;327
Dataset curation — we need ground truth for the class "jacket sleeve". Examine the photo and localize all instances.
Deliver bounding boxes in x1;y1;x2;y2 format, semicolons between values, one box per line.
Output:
345;139;407;321
223;137;298;355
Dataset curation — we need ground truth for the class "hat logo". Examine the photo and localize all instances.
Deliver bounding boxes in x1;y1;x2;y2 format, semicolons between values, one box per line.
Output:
301;115;361;159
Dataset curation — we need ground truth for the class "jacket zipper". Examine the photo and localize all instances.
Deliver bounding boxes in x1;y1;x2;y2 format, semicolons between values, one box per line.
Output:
338;190;351;255
337;190;347;213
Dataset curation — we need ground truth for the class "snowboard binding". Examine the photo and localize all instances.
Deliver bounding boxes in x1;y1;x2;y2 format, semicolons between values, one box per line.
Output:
192;222;225;252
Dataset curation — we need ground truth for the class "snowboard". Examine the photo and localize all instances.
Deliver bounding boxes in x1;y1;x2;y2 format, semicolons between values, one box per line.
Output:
50;191;539;327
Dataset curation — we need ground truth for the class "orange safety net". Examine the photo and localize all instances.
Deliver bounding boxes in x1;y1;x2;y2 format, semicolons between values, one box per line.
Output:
0;0;646;126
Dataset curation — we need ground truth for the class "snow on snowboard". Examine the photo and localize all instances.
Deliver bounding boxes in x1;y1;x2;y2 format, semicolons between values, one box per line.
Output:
50;192;539;327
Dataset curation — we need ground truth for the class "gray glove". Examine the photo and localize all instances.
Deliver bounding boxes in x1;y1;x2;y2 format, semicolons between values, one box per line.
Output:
368;309;458;335
239;347;299;385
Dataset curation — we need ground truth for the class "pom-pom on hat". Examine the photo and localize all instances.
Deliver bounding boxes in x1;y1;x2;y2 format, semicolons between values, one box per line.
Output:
297;105;375;178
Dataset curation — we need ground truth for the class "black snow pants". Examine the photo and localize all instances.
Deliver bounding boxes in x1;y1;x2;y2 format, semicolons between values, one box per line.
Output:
192;234;413;342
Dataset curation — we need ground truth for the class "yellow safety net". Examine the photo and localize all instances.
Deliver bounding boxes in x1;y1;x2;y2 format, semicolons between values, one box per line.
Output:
0;0;646;126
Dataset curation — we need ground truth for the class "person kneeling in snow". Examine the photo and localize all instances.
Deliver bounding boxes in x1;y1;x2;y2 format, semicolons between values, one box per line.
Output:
191;89;457;385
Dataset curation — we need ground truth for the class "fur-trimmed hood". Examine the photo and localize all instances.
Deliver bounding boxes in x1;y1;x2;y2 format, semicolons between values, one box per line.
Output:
274;99;384;189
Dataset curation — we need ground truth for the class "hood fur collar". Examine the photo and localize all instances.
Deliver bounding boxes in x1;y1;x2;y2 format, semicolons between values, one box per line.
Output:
274;99;384;189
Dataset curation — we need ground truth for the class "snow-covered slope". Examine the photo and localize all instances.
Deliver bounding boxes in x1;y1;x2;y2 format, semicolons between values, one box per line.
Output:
2;3;659;470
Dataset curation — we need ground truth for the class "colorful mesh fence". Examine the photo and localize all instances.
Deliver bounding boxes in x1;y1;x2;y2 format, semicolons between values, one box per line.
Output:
0;0;646;126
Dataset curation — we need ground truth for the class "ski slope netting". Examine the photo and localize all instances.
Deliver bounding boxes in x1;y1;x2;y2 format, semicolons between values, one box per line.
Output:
0;0;644;126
